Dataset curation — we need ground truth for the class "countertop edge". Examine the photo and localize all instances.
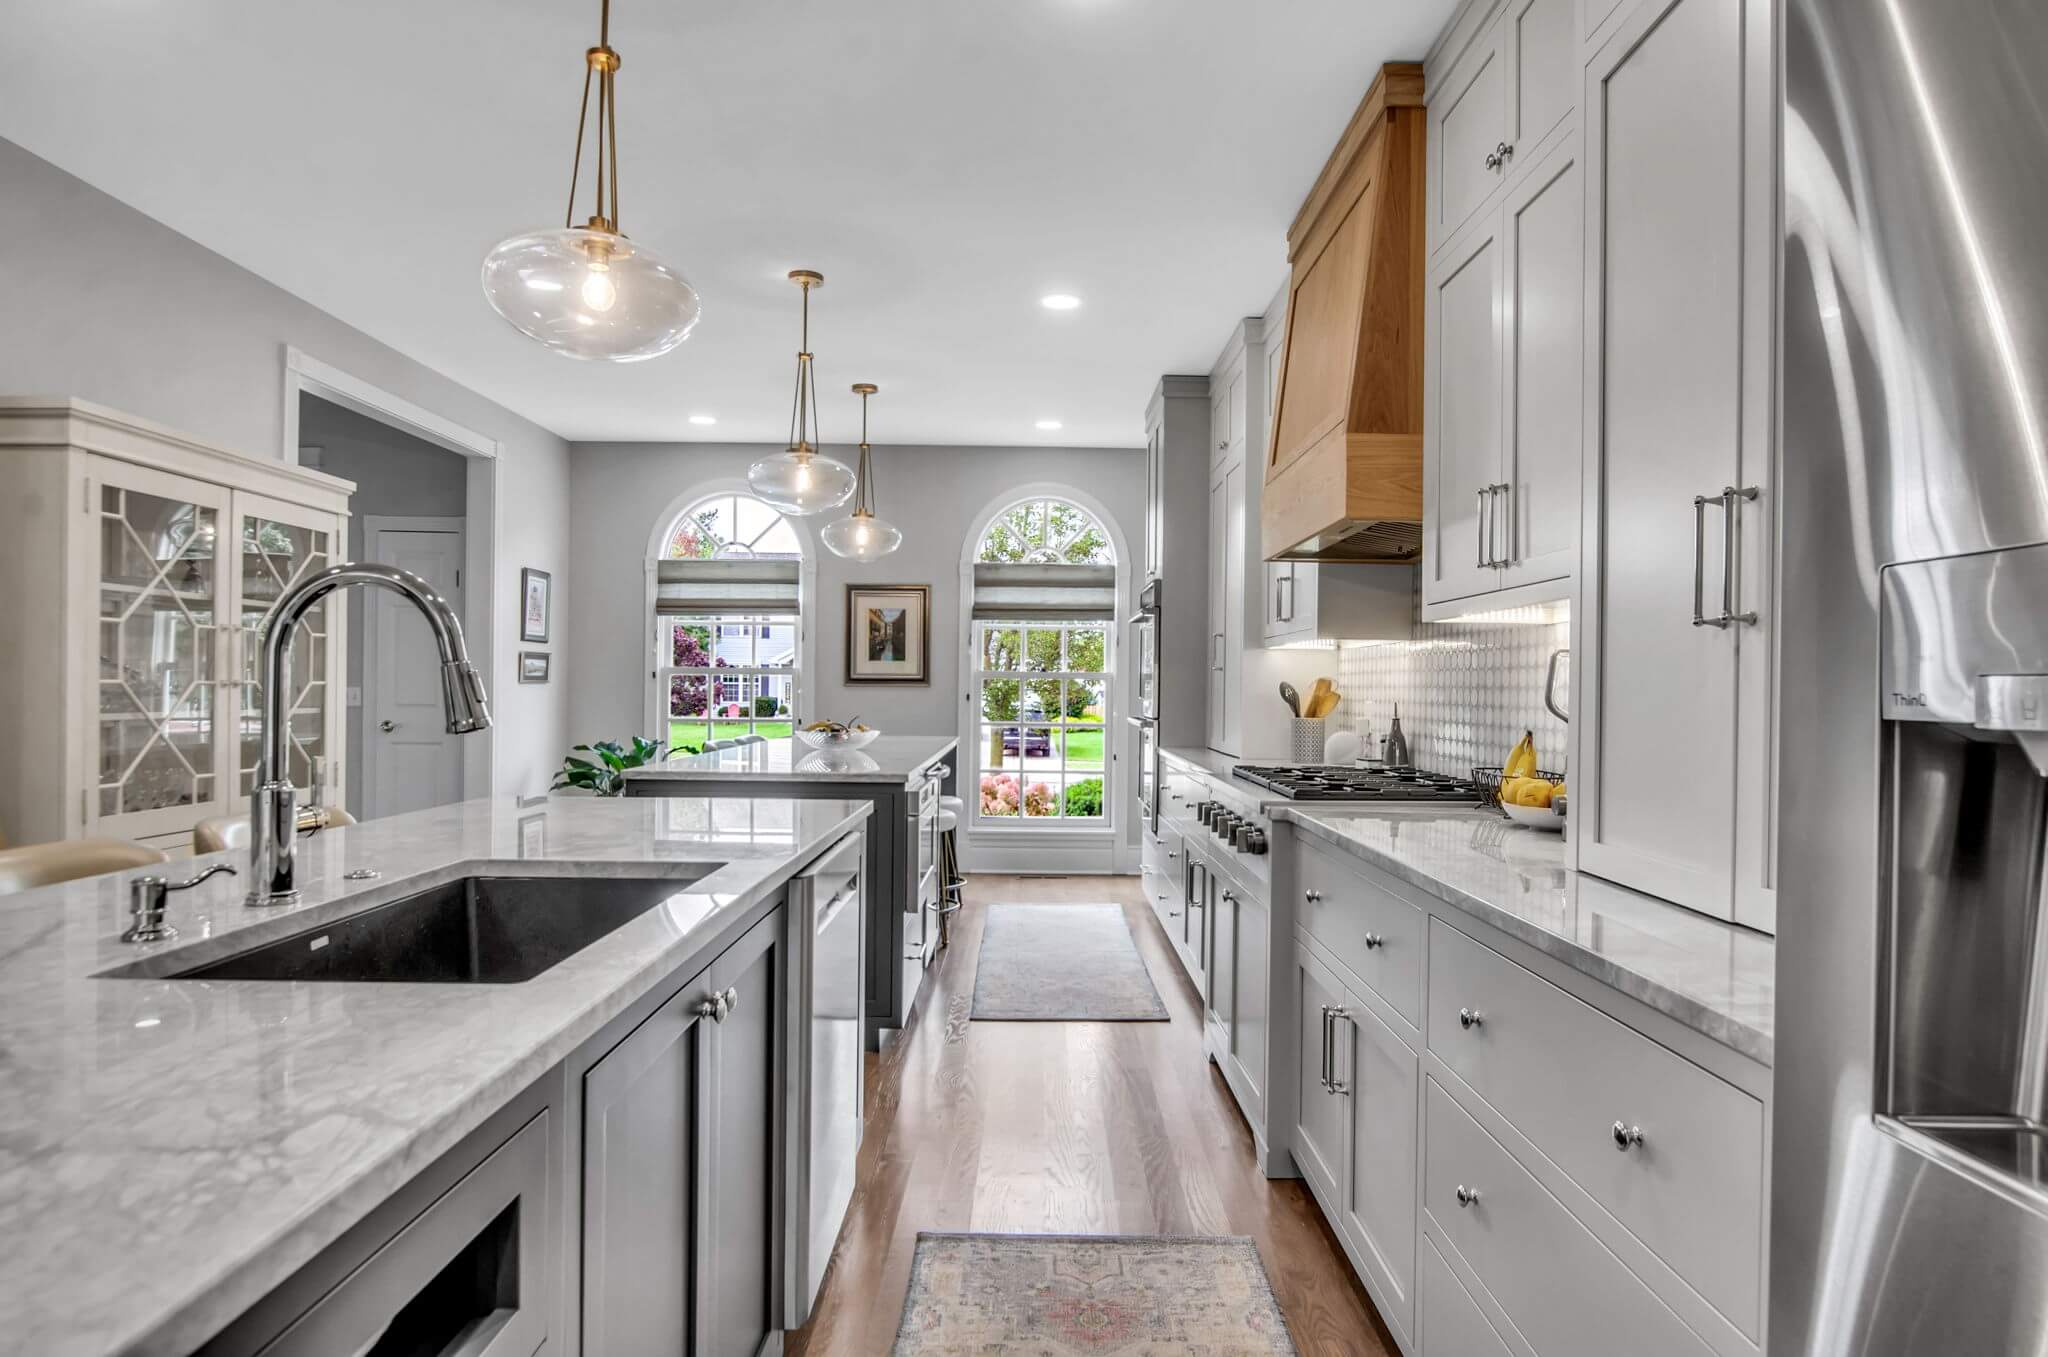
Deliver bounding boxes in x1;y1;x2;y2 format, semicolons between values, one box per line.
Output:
122;802;873;1357
1274;807;1774;1067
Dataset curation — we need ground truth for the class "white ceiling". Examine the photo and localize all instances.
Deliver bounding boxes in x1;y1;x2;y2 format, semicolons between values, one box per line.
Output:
0;0;1454;449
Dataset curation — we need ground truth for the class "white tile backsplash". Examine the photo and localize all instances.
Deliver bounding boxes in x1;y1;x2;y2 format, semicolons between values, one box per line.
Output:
1334;605;1569;778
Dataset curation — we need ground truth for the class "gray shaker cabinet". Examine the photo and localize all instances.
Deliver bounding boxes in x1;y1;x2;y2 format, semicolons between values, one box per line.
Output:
581;904;785;1357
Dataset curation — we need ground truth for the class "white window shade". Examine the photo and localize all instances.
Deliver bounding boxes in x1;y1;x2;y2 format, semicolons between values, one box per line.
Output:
970;563;1117;621
654;558;801;615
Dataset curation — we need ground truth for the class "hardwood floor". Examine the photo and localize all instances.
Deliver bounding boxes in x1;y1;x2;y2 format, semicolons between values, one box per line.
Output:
786;873;1399;1356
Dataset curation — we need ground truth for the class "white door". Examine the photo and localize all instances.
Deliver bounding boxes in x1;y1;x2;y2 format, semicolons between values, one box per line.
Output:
1578;0;1749;917
1500;144;1581;588
1425;223;1504;605
364;525;465;819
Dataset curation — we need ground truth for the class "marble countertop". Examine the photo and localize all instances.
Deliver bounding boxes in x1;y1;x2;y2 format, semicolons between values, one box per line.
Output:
0;794;870;1357
1276;807;1774;1065
626;734;958;786
1160;745;1248;782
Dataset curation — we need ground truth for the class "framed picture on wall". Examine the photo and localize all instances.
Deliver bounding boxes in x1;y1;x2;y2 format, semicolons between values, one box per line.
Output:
520;567;552;643
845;584;930;684
517;651;551;683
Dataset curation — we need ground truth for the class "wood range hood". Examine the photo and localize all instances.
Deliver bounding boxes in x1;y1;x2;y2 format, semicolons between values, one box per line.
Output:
1262;63;1426;563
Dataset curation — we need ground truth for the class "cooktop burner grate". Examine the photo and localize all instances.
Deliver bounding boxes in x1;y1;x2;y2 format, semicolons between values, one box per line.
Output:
1231;765;1485;802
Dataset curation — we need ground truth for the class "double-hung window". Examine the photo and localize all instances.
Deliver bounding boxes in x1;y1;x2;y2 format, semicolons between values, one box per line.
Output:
649;494;805;749
969;497;1118;827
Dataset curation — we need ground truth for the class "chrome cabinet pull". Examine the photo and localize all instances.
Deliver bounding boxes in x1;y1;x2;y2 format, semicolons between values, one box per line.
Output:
1455;1184;1481;1207
1319;1004;1335;1091
1477;487;1491;569
1722;485;1760;625
1693;487;1762;627
1612;1121;1646;1151
1327;1007;1350;1095
1364;932;1385;950
1491;483;1512;567
1458;1006;1485;1030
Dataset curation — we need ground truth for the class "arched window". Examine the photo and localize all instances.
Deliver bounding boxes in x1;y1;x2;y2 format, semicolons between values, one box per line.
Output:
663;492;802;559
969;495;1116;826
651;493;805;750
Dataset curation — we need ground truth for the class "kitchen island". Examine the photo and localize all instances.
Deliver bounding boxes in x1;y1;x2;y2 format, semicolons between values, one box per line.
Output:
0;793;869;1357
627;734;958;1048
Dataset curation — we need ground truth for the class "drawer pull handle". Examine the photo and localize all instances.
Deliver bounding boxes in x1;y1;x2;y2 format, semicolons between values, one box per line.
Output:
1458;1007;1485;1030
1327;1006;1350;1096
1304;889;1322;903
1168;850;1179;859
1363;932;1384;949
1455;1185;1481;1208
1612;1121;1646;1152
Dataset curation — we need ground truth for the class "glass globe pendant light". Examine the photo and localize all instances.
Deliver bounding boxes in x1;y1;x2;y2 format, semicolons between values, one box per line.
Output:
823;383;904;561
480;0;701;362
747;271;857;515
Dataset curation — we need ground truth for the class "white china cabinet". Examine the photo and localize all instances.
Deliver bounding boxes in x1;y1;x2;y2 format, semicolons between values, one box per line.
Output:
0;400;352;854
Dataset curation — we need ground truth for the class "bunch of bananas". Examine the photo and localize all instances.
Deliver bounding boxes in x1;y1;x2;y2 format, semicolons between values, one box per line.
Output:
1497;732;1564;808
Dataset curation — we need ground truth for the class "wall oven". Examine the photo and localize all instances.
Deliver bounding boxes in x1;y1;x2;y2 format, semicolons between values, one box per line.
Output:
1132;578;1160;722
1130;715;1159;835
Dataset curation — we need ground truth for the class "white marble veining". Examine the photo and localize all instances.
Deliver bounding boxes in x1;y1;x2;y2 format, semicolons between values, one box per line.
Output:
1276;806;1774;1065
0;794;870;1357
626;734;958;786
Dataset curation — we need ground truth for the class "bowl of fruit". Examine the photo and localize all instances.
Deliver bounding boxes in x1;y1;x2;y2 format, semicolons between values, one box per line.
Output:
1484;733;1566;832
795;719;880;750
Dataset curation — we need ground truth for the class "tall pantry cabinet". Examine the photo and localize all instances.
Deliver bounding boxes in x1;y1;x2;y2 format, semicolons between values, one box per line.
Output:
0;400;352;855
1573;0;1779;932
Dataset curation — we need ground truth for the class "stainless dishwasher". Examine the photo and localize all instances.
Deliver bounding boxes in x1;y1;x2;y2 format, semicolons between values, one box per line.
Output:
785;832;865;1328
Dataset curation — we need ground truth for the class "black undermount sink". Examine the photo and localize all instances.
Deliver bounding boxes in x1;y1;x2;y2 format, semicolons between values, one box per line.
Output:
172;874;705;984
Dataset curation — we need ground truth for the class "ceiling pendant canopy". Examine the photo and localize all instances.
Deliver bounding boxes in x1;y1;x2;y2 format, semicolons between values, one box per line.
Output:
480;0;701;361
823;383;904;561
747;271;857;515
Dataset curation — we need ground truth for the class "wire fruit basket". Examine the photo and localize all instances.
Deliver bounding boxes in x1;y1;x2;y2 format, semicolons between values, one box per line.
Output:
1471;765;1568;813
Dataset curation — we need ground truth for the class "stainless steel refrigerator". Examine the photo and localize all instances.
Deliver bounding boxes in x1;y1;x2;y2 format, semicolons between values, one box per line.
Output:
1777;0;2048;1349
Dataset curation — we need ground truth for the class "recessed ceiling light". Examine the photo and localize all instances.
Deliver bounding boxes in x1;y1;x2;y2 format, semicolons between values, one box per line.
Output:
1039;294;1082;311
1035;419;1064;431
688;414;718;426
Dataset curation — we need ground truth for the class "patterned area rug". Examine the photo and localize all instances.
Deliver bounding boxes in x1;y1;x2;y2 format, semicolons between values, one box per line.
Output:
970;903;1168;1021
893;1232;1297;1355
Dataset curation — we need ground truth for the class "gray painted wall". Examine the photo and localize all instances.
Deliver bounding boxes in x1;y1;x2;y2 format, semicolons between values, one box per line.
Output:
567;441;1145;751
300;395;470;818
0;136;572;802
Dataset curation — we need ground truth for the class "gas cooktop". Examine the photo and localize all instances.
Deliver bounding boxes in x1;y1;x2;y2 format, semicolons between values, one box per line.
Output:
1232;765;1484;802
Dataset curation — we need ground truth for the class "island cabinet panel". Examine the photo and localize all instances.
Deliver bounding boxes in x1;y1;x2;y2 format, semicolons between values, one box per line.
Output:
582;903;786;1357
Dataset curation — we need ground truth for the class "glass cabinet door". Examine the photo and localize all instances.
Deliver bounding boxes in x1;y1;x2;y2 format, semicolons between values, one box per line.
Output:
91;461;232;837
232;494;338;810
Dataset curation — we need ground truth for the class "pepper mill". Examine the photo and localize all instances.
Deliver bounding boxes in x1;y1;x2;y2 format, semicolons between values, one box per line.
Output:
1384;703;1411;769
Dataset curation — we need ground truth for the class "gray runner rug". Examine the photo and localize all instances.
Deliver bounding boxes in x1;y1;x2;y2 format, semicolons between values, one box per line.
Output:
970;903;1168;1021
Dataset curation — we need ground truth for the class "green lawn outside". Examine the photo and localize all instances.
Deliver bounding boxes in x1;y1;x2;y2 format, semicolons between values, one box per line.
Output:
669;720;794;750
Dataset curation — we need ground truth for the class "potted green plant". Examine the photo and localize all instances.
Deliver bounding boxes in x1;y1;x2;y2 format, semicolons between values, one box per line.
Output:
552;736;694;796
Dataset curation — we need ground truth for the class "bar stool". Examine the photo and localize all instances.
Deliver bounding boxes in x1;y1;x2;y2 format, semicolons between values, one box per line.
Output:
937;795;966;949
0;838;167;896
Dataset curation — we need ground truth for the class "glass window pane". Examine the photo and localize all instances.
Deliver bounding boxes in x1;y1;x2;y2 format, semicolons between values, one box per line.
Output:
1061;774;1106;818
981;626;1020;670
1024;677;1062;721
979;771;1022;817
1021;776;1060;817
1023;629;1060;673
1064;724;1105;770
1016;725;1057;772
980;725;1022;771
980;678;1019;723
1064;678;1107;724
1067;626;1107;674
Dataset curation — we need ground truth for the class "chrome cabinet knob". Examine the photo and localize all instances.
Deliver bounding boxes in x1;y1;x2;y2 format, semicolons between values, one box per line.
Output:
1484;148;1501;170
1496;140;1514;162
697;987;738;1023
1612;1121;1646;1151
1455;1185;1481;1207
1364;932;1385;949
379;719;398;732
1458;1007;1485;1030
1304;889;1322;903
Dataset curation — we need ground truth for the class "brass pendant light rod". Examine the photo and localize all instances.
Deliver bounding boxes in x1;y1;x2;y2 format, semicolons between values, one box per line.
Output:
851;382;879;516
565;0;624;234
785;270;825;455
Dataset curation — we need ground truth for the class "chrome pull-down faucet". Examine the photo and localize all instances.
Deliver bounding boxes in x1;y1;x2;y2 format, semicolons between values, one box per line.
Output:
248;563;491;906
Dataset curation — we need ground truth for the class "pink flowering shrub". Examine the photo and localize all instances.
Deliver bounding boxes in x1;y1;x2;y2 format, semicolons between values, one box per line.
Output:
1023;781;1057;816
980;773;1020;817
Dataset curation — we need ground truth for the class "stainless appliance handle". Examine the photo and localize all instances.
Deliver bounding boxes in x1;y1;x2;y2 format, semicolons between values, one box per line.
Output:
1544;648;1570;724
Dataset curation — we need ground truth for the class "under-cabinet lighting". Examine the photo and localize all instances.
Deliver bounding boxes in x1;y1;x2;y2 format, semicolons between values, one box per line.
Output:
1424;600;1569;627
1035;419;1064;431
1040;294;1082;311
688;414;718;426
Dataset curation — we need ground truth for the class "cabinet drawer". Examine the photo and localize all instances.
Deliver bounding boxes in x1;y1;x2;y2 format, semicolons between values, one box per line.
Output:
259;1112;552;1357
1425;1080;1711;1357
1297;841;1424;1027
1427;919;1763;1328
1420;1231;1513;1357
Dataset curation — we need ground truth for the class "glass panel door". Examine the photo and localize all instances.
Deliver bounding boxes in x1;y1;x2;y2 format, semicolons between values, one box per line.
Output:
90;460;232;837
232;493;337;808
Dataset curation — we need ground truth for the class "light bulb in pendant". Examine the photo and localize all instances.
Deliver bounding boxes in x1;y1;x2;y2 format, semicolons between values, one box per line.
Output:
796;461;813;491
855;522;871;546
580;262;618;313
